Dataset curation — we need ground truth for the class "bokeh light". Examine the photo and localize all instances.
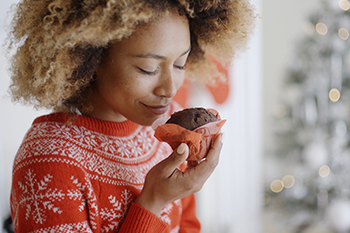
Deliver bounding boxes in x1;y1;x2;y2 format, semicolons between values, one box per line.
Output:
282;175;295;188
270;179;284;193
339;28;349;40
329;88;341;102
273;104;287;118
316;23;328;35
339;0;350;11
319;165;331;177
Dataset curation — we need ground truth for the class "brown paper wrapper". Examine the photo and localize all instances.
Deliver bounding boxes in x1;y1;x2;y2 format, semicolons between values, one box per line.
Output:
154;109;226;161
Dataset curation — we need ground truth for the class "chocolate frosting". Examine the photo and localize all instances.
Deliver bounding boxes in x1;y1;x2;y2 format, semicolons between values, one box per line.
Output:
166;107;218;131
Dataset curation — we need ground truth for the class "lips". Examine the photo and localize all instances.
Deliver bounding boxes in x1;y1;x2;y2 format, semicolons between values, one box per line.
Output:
144;104;170;115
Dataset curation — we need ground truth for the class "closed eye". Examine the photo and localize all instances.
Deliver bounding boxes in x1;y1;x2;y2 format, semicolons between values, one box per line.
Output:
175;64;186;70
138;67;159;75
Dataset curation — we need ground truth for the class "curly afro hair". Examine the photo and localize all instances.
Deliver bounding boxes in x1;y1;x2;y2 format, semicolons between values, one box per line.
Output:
7;0;256;113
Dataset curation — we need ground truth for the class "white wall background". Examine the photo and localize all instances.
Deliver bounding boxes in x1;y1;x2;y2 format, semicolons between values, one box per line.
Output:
194;0;263;230
0;1;51;230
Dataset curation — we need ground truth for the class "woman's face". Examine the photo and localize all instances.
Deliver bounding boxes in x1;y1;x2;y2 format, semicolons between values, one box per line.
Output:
90;10;191;126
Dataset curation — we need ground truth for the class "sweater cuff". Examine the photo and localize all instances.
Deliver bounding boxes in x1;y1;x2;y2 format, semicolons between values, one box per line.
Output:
119;202;169;233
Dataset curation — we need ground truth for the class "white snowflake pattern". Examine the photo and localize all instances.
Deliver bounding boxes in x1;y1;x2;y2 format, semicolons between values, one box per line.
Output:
170;225;180;233
138;130;154;153
127;139;143;158
17;169;65;224
14;122;167;186
67;175;99;230
101;138;120;154
160;203;173;225
66;176;86;212
11;190;19;230
100;189;133;232
174;199;182;216
161;199;182;226
29;220;93;233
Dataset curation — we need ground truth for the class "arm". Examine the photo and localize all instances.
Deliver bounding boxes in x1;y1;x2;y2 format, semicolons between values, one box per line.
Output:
12;161;174;233
134;133;223;218
119;174;202;233
118;203;169;232
11;162;95;233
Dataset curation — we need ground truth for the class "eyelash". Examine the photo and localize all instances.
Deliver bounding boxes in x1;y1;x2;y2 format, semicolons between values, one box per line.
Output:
138;65;186;75
139;67;159;75
175;65;186;70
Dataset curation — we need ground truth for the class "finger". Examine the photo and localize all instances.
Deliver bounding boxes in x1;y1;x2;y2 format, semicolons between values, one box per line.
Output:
190;133;223;180
158;143;189;177
187;160;199;168
206;133;224;163
187;159;205;168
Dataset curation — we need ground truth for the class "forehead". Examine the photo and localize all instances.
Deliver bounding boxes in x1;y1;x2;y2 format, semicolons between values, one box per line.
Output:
109;11;190;55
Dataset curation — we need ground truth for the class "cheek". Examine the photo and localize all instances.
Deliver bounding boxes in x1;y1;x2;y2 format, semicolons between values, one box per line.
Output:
175;74;186;90
105;69;134;92
122;76;154;98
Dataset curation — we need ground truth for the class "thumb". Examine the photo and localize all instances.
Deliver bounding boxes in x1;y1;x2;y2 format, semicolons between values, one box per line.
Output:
161;143;189;177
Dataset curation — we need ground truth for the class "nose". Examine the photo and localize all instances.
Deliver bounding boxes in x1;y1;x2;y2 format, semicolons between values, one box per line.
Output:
154;69;182;98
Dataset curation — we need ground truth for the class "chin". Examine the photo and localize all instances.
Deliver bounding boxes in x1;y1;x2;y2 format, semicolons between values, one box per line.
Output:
139;122;153;127
129;112;167;127
133;117;156;127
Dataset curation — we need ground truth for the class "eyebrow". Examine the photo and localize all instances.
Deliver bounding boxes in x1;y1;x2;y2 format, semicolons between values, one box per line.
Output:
134;46;191;60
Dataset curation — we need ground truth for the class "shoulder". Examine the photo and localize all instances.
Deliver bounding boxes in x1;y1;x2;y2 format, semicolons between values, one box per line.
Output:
13;113;85;169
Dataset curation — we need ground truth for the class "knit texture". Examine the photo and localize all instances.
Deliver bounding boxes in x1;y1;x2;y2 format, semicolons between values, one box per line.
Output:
10;102;201;233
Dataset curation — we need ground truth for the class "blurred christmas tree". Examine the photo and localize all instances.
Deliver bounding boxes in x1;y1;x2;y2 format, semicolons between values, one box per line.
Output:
264;0;350;232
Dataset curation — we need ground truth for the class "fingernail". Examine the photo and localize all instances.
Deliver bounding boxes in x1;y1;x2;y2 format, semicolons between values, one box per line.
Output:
221;133;225;143
177;143;186;154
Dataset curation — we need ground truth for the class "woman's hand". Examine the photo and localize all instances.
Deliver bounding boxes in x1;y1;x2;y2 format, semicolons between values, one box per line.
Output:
135;133;224;216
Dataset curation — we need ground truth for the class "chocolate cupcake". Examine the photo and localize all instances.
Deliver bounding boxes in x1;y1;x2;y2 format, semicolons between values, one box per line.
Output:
166;107;218;130
154;107;225;161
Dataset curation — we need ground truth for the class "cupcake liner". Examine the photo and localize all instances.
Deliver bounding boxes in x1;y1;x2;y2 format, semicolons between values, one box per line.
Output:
154;109;226;161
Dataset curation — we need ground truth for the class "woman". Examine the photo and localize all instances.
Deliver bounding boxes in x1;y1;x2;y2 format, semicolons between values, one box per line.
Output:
8;0;255;232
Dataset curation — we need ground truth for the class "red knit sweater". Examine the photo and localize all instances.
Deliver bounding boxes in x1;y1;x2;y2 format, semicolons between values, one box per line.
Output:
10;103;201;233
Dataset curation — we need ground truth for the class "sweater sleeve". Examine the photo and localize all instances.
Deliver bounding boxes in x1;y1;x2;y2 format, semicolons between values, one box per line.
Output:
118;203;169;232
11;159;97;233
118;161;200;233
179;194;201;233
118;196;200;233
